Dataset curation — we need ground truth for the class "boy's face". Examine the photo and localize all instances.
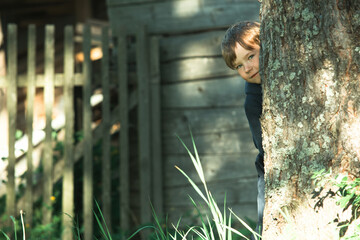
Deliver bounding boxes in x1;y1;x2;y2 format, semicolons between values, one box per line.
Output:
233;42;261;84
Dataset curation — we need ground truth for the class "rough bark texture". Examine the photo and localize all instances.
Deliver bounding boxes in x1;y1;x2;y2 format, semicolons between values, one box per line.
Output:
260;0;360;239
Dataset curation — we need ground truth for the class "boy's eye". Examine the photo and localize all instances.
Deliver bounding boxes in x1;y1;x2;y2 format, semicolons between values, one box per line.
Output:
236;64;242;70
249;55;254;60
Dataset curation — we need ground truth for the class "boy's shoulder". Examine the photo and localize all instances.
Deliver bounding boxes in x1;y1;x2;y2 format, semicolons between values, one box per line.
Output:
245;82;262;96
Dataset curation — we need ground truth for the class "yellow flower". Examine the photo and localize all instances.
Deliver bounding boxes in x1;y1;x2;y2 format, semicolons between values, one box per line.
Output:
50;196;56;201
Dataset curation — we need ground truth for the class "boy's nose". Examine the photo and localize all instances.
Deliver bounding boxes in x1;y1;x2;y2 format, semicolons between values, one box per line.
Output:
244;64;251;73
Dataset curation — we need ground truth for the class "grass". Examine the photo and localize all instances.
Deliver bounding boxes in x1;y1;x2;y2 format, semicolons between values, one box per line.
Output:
0;133;259;239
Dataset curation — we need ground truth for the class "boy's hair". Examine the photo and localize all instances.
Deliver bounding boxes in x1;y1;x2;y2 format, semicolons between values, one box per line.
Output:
221;21;260;70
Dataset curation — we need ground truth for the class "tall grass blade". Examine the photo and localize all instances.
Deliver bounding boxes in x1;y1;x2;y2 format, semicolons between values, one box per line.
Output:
20;210;25;240
229;209;261;239
227;213;232;240
176;135;206;184
173;225;197;240
188;196;211;240
1;231;10;240
10;216;17;240
93;210;110;240
191;227;207;240
222;225;249;239
93;200;112;240
206;215;215;240
95;200;112;238
189;130;205;183
127;226;156;240
150;203;167;240
175;166;209;204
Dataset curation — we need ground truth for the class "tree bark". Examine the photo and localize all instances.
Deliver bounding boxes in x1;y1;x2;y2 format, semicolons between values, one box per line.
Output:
260;0;360;239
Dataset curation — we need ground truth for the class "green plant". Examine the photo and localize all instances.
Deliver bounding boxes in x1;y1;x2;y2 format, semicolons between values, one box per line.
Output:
93;200;112;240
312;169;360;239
175;132;260;240
0;210;27;240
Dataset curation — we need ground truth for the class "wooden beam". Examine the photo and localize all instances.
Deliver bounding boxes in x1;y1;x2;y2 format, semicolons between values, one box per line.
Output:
149;36;163;218
107;0;161;7
25;24;36;237
136;25;152;228
61;25;75;240
161;76;245;109
0;73;83;87
117;27;130;231
160;31;224;61
108;1;260;35
164;154;257;187
42;24;55;225
161;57;234;83
82;24;93;240
162;107;249;138
101;25;112;232
163;131;257;155
75;0;92;22
6;23;17;228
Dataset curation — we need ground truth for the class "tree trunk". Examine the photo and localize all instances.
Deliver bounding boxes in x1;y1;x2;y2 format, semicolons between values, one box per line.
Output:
259;0;360;239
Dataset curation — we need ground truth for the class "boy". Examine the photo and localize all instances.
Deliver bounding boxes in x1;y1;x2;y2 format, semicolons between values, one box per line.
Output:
221;21;264;239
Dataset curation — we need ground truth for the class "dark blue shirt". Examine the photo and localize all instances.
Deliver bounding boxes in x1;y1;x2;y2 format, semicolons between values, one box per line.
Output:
244;82;264;175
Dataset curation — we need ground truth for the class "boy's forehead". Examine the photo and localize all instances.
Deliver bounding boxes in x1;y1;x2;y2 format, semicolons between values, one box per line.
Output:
235;43;251;59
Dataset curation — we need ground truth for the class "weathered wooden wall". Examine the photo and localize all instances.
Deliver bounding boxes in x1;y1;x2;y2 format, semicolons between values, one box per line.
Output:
107;0;261;226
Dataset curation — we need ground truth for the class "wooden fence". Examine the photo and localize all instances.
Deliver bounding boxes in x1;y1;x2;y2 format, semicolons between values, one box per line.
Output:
0;23;162;239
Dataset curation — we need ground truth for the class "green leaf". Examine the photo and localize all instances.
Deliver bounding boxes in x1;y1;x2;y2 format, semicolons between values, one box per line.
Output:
15;129;23;140
337;193;354;209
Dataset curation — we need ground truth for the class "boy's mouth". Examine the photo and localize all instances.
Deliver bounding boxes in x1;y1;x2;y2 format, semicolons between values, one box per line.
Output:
251;72;258;78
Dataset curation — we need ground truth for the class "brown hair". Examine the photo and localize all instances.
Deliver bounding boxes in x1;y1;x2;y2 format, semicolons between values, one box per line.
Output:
221;21;260;70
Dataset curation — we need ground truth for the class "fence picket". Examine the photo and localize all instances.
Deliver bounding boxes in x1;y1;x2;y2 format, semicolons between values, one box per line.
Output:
25;24;36;235
150;36;163;218
118;28;130;231
6;24;17;227
136;25;152;228
43;24;55;225
83;24;94;240
1;23;161;238
101;26;112;232
62;25;75;240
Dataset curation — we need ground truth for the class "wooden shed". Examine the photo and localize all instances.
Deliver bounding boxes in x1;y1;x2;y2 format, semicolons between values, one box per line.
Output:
106;0;261;229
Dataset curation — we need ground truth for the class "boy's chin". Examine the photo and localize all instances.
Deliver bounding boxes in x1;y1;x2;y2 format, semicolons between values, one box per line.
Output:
245;78;261;84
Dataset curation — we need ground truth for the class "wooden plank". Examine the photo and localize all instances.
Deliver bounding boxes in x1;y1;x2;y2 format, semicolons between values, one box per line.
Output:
162;107;249;138
82;24;93;240
163;131;258;155
6;23;17;226
107;0;161;7
43;24;54;225
117;28;130;231
161;57;235;83
160;31;224;61
0;73;84;87
75;0;91;22
108;1;260;35
149;36;163;217
164;202;257;227
25;24;35;235
165;177;257;207
61;25;75;240
101;25;112;232
136;25;152;226
164;153;257;187
162;76;246;108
